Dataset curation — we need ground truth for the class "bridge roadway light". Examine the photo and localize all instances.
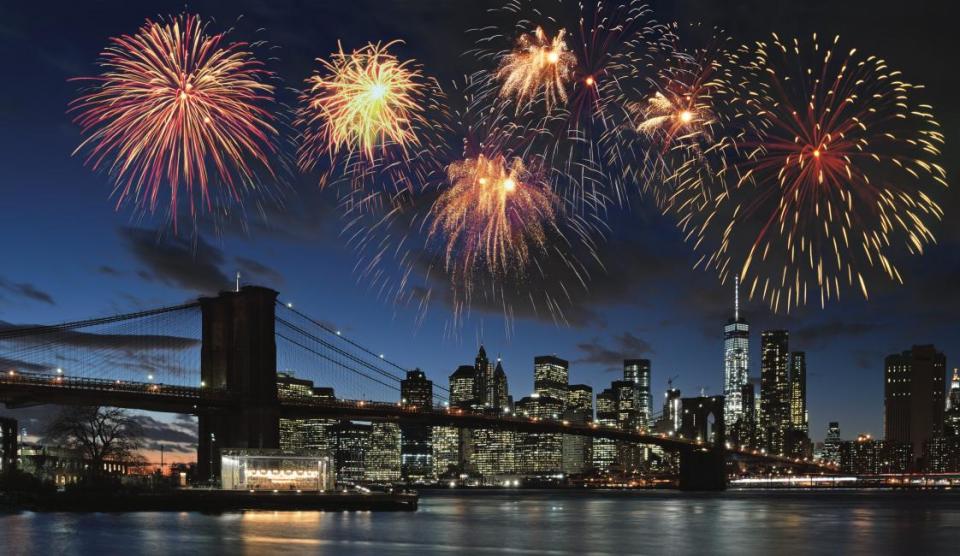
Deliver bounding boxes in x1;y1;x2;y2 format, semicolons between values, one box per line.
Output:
56;368;63;374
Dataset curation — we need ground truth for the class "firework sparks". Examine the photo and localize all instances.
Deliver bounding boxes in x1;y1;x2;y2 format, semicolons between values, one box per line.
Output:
496;27;576;111
679;33;947;312
630;26;736;210
70;14;279;226
297;40;429;168
471;0;675;217
635;90;712;147
429;154;559;280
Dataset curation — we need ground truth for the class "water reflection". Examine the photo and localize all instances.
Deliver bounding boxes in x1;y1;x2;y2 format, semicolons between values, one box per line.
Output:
1;491;959;555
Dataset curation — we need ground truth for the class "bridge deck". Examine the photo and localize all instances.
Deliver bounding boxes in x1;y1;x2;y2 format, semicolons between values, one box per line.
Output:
0;373;833;472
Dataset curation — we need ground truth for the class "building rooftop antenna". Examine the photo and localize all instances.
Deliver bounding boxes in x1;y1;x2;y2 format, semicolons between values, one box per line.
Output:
734;276;740;321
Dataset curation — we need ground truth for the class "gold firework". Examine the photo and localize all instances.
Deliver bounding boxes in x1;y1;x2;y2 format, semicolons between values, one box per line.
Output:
634;91;712;146
297;40;427;167
429;155;558;279
678;34;948;312
496;27;576;110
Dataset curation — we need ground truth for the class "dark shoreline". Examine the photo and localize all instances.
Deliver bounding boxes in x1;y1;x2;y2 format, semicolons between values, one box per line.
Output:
2;490;418;513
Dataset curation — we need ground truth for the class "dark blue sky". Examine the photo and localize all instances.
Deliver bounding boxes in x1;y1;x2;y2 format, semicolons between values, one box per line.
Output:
0;0;957;449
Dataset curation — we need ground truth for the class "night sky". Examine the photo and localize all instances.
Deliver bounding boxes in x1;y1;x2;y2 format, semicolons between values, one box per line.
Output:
0;0;957;460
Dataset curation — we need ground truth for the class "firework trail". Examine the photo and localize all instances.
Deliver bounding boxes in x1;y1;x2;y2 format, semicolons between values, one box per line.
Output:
468;0;676;216
676;33;947;312
296;40;448;210
70;14;281;230
626;24;738;210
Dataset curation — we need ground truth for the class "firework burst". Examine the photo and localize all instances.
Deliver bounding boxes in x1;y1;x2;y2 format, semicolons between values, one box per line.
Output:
70;13;280;228
296;40;451;213
297;40;428;166
678;33;947;312
496;27;576;111
469;0;675;215
628;25;737;209
429;154;558;281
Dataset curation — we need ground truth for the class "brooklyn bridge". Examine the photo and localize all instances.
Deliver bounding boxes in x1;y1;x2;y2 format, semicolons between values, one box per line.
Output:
0;286;831;490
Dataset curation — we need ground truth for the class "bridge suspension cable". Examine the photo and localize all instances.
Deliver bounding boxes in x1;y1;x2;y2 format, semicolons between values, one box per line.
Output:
275;301;450;397
0;303;201;387
0;303;199;340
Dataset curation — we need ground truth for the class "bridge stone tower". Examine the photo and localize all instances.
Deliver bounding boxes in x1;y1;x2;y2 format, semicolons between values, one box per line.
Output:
197;286;280;482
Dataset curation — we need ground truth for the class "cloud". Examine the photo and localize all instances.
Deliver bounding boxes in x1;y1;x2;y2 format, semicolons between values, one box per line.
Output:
792;321;882;348
120;227;230;295
0;277;55;305
575;331;655;371
130;414;198;445
0;321;199;351
236;257;285;287
0;322;200;380
97;265;122;276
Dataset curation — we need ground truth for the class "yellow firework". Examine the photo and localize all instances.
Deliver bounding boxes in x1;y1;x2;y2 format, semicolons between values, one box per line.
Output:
634;91;713;146
429;155;558;279
297;40;427;167
496;27;576;110
677;34;948;313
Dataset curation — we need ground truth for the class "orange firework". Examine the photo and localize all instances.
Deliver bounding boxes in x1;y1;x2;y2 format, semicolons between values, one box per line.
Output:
428;154;558;281
496;27;576;111
70;14;279;226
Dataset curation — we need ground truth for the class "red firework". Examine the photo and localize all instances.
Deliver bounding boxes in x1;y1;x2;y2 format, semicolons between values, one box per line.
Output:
70;13;279;227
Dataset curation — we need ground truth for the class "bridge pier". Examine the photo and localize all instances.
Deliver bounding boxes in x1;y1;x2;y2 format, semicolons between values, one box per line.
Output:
678;448;727;491
197;286;280;483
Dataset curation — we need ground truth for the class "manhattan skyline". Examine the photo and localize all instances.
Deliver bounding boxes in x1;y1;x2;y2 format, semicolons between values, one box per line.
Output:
0;0;958;461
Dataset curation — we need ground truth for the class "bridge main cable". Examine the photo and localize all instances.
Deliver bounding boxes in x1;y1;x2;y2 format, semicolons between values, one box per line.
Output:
275;331;402;393
276;301;450;395
0;302;200;340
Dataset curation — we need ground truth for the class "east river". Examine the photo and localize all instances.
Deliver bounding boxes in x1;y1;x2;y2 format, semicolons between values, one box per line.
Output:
2;489;959;554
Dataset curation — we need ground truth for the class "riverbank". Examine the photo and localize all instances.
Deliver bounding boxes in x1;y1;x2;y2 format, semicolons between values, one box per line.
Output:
2;489;418;512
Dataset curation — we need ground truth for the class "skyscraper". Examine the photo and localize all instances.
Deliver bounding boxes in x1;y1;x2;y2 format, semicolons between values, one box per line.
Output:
945;369;960;437
567;384;594;414
515;394;564;475
400;369;433;482
723;278;750;442
789;352;808;433
470;358;515;483
277;373;337;455
658;384;682;434
884;345;947;465
593;388;618;471
786;351;810;457
335;421;370;483
474;346;494;408
533;355;569;404
365;422;401;483
432;425;460;479
624;359;652;429
760;330;790;454
563;384;593;474
401;368;433;408
823;422;841;465
739;383;756;447
449;365;476;408
491;359;510;409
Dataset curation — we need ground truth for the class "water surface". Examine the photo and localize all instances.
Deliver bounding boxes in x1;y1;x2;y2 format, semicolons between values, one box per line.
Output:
2;489;958;554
